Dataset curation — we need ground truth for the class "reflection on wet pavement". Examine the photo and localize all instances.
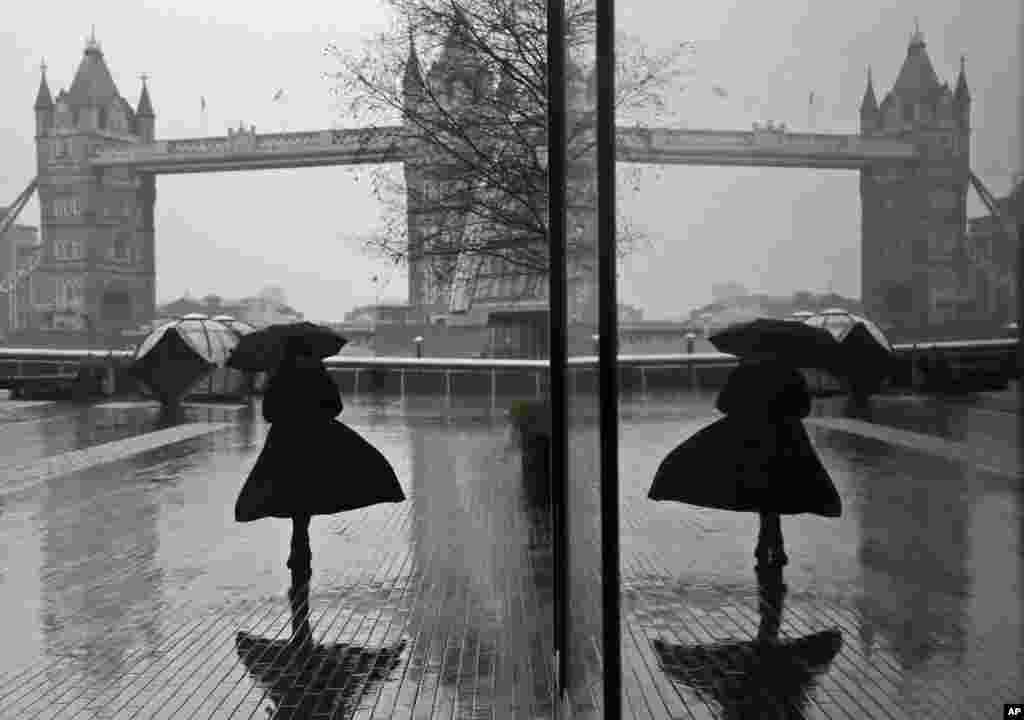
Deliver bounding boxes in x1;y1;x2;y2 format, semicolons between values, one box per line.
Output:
0;391;1019;718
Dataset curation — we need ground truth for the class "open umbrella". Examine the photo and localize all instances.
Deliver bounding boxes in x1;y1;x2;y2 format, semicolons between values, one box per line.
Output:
129;321;216;405
709;318;841;372
651;568;842;720
211;315;257;337
211;315;265;394
802;311;893;395
227;322;348;373
235;582;406;719
838;323;893;395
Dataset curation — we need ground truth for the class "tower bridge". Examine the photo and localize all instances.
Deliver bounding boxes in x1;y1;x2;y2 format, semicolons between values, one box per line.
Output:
4;24;1014;342
88;124;917;174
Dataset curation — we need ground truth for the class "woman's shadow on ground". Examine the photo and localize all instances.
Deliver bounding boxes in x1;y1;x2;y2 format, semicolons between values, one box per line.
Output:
235;580;406;718
652;566;842;719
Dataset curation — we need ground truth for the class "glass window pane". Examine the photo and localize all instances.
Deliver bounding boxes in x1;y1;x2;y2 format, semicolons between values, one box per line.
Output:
558;0;608;712
617;4;1022;718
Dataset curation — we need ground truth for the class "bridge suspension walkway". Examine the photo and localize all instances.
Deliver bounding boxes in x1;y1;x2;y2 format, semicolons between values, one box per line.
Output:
0;178;43;296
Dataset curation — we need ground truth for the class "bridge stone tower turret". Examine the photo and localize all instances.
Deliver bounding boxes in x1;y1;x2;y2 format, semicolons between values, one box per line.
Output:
32;32;156;345
402;33;429;312
860;26;971;331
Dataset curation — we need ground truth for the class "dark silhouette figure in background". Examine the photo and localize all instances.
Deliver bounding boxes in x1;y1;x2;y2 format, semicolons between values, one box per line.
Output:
234;336;405;587
236;579;406;719
649;357;841;570
652;565;842;719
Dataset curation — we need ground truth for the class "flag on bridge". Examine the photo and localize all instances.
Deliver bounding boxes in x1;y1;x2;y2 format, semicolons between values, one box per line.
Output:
272;89;285;102
712;85;728;98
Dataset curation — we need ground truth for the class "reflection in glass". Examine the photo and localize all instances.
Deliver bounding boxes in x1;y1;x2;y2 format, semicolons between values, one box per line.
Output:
560;1;604;711
406;420;555;715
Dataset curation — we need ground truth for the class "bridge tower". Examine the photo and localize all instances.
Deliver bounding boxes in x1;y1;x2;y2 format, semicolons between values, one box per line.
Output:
32;32;156;345
860;26;971;332
403;11;496;318
402;14;599;334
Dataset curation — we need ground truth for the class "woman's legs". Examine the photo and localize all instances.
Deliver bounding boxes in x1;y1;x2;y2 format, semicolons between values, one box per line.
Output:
288;514;312;583
755;563;787;644
755;512;787;569
288;579;313;645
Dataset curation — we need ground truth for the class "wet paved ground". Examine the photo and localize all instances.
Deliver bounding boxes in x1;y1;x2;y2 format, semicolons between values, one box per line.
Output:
0;388;1021;719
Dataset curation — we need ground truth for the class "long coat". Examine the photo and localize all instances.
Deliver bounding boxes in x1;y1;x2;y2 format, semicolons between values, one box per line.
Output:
649;361;841;517
235;358;405;522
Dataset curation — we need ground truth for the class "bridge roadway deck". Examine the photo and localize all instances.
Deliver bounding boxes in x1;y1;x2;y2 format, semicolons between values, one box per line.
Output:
0;389;1020;718
88;126;918;174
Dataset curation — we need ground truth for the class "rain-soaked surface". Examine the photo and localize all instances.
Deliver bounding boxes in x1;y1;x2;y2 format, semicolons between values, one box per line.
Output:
0;388;1021;719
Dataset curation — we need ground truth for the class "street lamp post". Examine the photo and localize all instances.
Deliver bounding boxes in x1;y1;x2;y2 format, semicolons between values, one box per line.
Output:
414;335;424;359
591;333;599;355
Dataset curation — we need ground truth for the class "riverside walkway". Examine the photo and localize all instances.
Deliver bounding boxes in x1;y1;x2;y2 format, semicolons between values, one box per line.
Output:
0;389;1020;719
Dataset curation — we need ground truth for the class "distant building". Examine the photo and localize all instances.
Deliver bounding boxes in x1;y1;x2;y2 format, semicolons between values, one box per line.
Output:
344;302;421;325
402;26;598;358
0;211;40;337
859;28;972;330
156;294;303;328
30;33;157;340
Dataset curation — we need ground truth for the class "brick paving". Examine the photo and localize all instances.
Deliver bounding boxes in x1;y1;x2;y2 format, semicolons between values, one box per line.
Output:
0;392;1020;718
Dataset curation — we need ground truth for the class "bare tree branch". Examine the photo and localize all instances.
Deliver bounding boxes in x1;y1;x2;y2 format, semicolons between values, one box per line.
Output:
325;0;691;302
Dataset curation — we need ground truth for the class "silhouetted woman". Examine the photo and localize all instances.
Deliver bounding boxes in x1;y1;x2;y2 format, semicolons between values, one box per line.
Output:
234;336;404;585
649;356;841;570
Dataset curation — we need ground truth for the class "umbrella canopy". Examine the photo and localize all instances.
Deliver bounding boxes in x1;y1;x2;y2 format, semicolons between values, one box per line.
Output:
227;322;348;372
709;318;842;372
803;310;892;349
135;315;239;366
133;315;243;400
129;325;215;404
802;311;893;394
211;314;257;337
838;323;894;393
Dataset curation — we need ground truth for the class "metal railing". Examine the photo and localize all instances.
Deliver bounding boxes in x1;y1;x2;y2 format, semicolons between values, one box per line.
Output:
0;338;1016;402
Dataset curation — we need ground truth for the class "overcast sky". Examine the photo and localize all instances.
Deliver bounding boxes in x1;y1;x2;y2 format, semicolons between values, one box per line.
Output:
1;1;1020;321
